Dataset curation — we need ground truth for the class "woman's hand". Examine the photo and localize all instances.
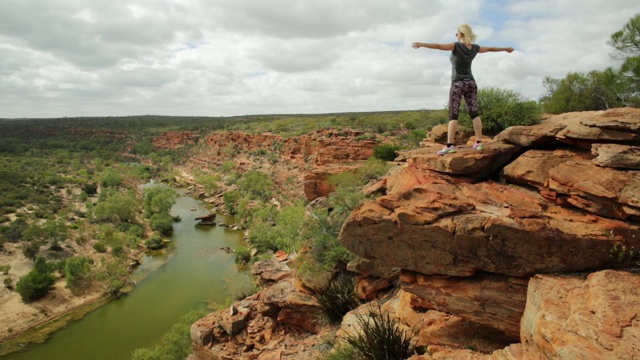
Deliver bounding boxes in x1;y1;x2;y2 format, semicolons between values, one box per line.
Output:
412;42;422;49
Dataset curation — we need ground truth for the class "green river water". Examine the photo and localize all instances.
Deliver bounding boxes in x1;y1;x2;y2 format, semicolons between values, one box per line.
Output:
3;189;251;360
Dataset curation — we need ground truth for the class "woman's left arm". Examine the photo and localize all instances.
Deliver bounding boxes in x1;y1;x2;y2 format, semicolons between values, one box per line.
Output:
479;46;514;53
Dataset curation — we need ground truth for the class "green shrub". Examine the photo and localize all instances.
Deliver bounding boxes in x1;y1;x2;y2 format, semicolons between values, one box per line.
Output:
3;277;13;289
112;244;125;257
65;257;92;294
459;87;541;135
149;212;174;234
22;241;40;260
247;204;306;253
144;235;165;250
373;144;401;161
316;273;360;324
344;307;414;360
235;246;251;264
0;264;10;274
127;225;145;238
354;133;376;141
234;283;260;301
223;190;241;215
220;161;236;174
357;158;391;182
143;186;177;217
92;192;139;224
93;241;107;253
100;169;123;187
16;257;56;302
236;171;274;201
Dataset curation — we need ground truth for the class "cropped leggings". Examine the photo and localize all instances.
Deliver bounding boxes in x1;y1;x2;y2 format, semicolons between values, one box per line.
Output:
449;79;479;120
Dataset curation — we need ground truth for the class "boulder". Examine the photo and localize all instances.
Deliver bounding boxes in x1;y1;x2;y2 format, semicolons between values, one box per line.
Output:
494;122;567;148
346;256;400;279
339;165;640;277
502;149;592;189
401;271;528;339
391;290;513;354
520;270;640;359
251;259;292;285
556;108;640;149
424;124;473;145
591;143;640;169
398;142;521;179
260;278;322;333
547;161;640;221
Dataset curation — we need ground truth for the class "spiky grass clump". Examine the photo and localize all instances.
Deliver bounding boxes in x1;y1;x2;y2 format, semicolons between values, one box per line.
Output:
344;307;414;360
316;273;361;324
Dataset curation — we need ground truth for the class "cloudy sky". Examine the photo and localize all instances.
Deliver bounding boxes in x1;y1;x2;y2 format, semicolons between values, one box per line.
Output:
1;0;639;119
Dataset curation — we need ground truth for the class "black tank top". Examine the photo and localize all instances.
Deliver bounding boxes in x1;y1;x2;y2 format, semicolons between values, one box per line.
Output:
450;42;480;82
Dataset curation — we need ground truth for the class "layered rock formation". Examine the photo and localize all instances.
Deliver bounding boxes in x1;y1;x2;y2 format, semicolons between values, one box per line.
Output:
188;108;639;359
190;260;326;360
339;108;640;359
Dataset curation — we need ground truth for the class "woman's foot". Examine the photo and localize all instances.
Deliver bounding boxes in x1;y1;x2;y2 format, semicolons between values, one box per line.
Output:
473;142;484;150
437;145;456;155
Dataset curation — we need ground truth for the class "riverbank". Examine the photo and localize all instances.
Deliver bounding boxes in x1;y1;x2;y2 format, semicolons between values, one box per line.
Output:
0;294;111;357
0;241;112;344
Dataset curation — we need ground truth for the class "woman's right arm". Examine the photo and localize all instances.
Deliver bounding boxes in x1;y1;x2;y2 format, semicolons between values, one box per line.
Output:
412;42;455;51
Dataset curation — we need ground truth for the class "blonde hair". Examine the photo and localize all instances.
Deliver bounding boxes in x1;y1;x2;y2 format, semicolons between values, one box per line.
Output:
457;24;477;45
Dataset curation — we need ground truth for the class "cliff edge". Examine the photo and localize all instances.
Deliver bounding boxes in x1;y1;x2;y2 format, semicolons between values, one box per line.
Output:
339;107;640;359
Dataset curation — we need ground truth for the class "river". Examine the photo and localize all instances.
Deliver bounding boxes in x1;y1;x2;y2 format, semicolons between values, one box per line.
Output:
3;189;251;360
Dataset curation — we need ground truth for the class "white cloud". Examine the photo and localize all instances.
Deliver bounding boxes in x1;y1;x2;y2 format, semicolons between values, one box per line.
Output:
1;0;639;118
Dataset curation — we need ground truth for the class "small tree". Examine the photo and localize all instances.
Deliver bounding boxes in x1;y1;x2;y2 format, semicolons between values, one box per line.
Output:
608;13;640;106
143;186;177;217
541;71;626;113
92;192;139;224
16;257;55;302
149;212;174;234
65;257;93;294
100;168;123;188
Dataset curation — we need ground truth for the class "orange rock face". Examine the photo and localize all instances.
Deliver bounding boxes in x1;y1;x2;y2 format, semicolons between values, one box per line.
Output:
337;108;640;359
521;270;640;360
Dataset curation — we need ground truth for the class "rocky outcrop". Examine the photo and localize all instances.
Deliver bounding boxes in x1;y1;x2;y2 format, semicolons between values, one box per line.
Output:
190;259;325;360
158;128;380;202
338;107;640;359
153;130;200;149
202;129;376;168
339;164;639;277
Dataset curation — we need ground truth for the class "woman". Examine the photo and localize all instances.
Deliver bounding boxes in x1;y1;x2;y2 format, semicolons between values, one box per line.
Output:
412;24;514;155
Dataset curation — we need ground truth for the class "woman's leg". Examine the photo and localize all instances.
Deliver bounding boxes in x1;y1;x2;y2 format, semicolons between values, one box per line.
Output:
447;82;463;146
463;80;483;143
448;120;458;144
472;116;482;140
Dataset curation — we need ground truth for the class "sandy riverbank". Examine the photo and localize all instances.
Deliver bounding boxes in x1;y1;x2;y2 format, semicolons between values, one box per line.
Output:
0;241;121;354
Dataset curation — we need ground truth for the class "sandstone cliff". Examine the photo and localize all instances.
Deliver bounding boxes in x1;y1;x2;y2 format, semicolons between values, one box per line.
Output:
339;107;640;359
188;108;640;360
